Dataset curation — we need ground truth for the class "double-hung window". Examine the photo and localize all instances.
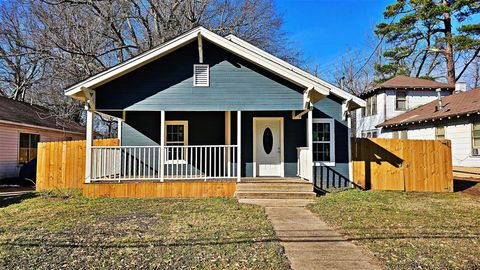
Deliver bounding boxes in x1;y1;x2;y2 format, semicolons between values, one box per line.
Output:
396;90;407;111
473;122;480;156
362;95;377;117
19;133;40;164
435;126;446;140
312;119;335;166
165;121;188;162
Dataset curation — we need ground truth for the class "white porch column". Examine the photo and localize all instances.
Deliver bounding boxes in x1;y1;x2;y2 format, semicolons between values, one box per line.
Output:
307;109;313;182
225;111;231;177
117;118;123;145
85;110;94;183
160;111;165;182
236;111;241;182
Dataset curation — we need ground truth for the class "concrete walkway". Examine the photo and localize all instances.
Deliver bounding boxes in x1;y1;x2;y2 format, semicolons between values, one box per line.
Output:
240;199;383;270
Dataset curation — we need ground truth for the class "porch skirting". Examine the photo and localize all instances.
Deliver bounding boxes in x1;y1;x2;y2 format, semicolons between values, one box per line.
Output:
83;181;237;198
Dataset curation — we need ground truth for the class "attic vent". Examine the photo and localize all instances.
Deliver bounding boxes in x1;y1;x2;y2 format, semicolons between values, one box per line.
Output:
193;64;209;87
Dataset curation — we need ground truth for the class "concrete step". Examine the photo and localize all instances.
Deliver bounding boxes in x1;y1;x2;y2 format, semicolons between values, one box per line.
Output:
236;182;313;192
235;191;316;199
240;177;307;183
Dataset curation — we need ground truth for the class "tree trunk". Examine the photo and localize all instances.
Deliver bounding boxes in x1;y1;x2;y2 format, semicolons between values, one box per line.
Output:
443;0;456;84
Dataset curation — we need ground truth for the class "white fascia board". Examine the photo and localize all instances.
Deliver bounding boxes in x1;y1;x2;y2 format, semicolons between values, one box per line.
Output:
225;34;366;108
65;28;201;98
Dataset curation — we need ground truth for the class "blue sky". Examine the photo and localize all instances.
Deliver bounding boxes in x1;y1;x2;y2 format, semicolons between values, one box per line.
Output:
276;0;393;68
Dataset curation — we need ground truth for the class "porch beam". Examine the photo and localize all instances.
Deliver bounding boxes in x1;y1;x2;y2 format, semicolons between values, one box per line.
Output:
160;111;165;182
236;111;241;182
85;110;94;183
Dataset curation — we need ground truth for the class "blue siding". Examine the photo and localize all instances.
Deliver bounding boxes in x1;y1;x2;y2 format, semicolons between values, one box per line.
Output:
95;41;305;111
313;96;350;181
119;102;350;180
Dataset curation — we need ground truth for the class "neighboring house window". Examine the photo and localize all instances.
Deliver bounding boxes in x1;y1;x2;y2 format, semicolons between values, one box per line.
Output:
19;133;40;164
371;95;377;115
312;119;335;165
393;130;408;139
473;122;480;156
363;95;377;117
361;130;378;138
435;126;445;140
396;90;407;111
165;121;188;161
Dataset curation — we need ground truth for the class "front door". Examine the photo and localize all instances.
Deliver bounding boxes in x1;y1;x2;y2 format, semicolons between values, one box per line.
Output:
254;118;283;177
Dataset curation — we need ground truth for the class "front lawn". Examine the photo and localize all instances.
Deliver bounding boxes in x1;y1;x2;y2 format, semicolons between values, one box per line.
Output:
308;189;480;270
0;193;290;270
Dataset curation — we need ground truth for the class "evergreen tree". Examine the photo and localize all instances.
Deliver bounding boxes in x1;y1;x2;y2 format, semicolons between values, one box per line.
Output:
375;0;479;84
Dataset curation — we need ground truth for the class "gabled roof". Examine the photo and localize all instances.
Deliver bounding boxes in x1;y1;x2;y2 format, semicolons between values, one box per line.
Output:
361;75;454;97
378;88;480;128
0;96;84;134
65;26;365;109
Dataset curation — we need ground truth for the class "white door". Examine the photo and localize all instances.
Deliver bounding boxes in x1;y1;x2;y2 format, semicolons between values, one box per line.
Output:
254;118;283;177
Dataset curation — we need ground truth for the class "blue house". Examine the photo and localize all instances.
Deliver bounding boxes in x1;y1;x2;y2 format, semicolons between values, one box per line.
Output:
65;27;365;197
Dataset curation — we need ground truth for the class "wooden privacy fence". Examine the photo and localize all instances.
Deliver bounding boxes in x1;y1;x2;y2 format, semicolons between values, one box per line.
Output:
36;139;119;191
352;138;453;192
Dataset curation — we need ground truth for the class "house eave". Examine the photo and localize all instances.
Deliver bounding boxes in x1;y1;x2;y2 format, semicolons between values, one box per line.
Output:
65;26;364;108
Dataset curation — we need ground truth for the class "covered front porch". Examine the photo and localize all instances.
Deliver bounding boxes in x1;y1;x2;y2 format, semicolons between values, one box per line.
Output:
86;110;314;183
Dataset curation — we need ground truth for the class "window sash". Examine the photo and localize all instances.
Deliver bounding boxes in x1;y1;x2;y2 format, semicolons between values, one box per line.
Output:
19;133;40;164
473;123;480;149
312;119;335;163
435;127;445;140
396;91;407;110
165;121;188;161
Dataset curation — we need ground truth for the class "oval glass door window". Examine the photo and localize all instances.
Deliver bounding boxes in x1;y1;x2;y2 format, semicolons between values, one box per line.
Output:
263;128;273;154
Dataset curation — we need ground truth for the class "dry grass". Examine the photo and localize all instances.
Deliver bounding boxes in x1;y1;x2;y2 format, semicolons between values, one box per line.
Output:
0;194;290;270
308;189;480;270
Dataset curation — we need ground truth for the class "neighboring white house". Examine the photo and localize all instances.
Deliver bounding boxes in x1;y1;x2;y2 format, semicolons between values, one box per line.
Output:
356;76;455;138
377;88;480;168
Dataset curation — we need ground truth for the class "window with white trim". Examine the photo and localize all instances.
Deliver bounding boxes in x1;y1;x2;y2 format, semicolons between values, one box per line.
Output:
435;126;445;140
312;119;335;165
395;90;407;111
193;64;209;87
473;122;480;156
362;130;378;138
392;130;408;139
165;121;188;161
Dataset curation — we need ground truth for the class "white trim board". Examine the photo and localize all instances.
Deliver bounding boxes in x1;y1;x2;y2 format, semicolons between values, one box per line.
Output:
65;26;364;109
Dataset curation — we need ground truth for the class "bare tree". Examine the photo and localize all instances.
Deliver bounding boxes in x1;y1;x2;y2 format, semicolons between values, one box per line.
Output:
0;0;292;129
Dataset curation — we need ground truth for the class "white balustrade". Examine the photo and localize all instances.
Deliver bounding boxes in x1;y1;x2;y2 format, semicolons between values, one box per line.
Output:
91;145;238;181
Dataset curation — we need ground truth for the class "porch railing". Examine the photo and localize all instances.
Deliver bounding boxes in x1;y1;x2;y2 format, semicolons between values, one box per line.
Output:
91;145;238;181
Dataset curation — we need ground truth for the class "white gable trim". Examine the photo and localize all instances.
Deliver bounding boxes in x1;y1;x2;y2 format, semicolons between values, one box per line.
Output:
65;28;200;98
66;26;363;109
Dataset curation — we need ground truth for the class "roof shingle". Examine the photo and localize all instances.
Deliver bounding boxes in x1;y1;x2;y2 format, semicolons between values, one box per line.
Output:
0;96;84;133
377;88;480;128
361;75;454;97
